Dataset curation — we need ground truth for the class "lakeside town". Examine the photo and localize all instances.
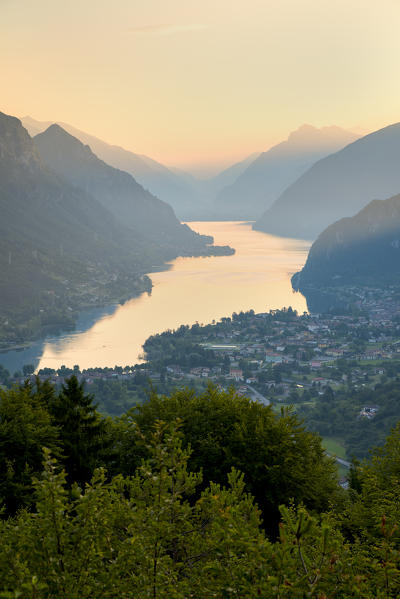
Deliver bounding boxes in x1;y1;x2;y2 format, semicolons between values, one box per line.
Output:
2;285;400;464
3;284;400;399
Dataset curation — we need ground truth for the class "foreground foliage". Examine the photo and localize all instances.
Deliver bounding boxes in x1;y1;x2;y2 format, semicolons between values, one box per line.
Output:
130;386;340;536
0;379;400;596
1;422;400;597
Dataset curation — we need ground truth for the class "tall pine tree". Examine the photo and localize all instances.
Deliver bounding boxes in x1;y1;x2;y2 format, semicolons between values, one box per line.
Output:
50;375;107;485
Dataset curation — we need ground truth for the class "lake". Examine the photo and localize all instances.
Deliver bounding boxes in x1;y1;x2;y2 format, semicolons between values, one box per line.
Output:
0;222;310;372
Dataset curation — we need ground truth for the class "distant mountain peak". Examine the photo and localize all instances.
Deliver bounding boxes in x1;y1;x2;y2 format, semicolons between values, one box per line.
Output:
254;121;400;240
35;124;99;166
0;111;42;171
45;122;68;135
213;123;359;219
294;123;317;133
39;123;89;149
286;123;354;146
286;124;318;144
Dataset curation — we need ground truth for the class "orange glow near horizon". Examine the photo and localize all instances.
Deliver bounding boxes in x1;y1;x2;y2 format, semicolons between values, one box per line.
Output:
1;0;400;173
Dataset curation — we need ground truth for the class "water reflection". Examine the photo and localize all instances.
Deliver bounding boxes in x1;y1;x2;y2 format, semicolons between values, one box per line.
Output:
4;222;311;371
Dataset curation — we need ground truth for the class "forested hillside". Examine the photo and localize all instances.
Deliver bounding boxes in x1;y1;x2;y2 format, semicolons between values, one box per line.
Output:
0;113;232;346
34;124;214;255
293;193;400;290
0;112;154;344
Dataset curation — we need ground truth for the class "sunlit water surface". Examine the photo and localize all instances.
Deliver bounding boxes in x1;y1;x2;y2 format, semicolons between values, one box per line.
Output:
4;222;311;371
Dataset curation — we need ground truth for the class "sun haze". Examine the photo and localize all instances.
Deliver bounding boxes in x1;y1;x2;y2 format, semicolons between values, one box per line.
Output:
1;0;399;173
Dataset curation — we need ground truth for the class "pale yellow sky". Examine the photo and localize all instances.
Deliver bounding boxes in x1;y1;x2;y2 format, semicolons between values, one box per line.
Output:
1;0;400;172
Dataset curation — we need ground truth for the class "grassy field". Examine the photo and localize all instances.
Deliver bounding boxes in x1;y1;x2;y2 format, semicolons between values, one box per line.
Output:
322;437;349;480
270;405;350;479
322;437;347;459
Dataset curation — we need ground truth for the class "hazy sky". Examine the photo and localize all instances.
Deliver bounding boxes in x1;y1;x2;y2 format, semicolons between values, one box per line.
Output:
1;0;400;174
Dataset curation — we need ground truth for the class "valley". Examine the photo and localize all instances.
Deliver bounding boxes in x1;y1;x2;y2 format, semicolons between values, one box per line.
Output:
0;113;233;349
3;4;400;596
0;222;310;372
6;284;398;458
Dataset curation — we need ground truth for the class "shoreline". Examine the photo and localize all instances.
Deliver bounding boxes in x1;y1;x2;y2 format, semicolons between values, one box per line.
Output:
0;284;152;357
0;222;310;372
0;242;235;359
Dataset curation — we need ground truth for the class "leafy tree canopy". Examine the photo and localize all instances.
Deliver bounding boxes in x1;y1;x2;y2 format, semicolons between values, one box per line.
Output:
127;385;340;535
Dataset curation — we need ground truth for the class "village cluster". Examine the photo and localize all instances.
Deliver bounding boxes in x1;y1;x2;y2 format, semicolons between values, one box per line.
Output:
5;287;400;419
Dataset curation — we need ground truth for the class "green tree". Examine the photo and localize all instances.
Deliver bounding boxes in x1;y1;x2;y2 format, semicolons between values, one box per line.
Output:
1;415;400;596
22;363;35;377
0;385;59;514
345;421;400;547
129;385;340;536
0;424;271;598
49;375;108;485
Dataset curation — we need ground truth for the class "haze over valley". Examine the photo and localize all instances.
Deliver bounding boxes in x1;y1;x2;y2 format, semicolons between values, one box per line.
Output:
3;105;400;374
21;116;362;221
3;2;400;595
254;122;400;240
0;111;233;350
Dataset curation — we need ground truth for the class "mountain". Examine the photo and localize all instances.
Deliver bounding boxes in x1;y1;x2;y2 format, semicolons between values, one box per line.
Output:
34;124;215;254
293;194;400;289
172;153;262;219
254;123;400;240
0;113;231;346
22;116;200;218
0;112;158;341
21;116;265;220
0;115;151;268
204;152;260;194
213;125;359;219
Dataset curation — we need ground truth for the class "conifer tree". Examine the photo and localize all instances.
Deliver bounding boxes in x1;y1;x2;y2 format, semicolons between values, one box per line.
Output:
0;384;59;514
50;375;107;485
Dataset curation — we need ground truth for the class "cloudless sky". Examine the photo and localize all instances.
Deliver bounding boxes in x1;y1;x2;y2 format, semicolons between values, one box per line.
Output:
1;0;400;174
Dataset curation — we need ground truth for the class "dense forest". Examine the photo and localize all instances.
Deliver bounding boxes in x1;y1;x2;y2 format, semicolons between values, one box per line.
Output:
1;377;400;596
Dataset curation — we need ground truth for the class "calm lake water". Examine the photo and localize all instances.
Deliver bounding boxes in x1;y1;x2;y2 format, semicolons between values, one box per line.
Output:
1;222;310;372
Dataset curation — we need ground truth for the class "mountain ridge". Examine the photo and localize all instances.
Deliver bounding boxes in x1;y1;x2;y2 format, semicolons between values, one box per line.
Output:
254;122;400;240
0;112;232;346
33;124;227;255
22;116;264;219
22;116;201;217
213;124;359;220
0;112;158;340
